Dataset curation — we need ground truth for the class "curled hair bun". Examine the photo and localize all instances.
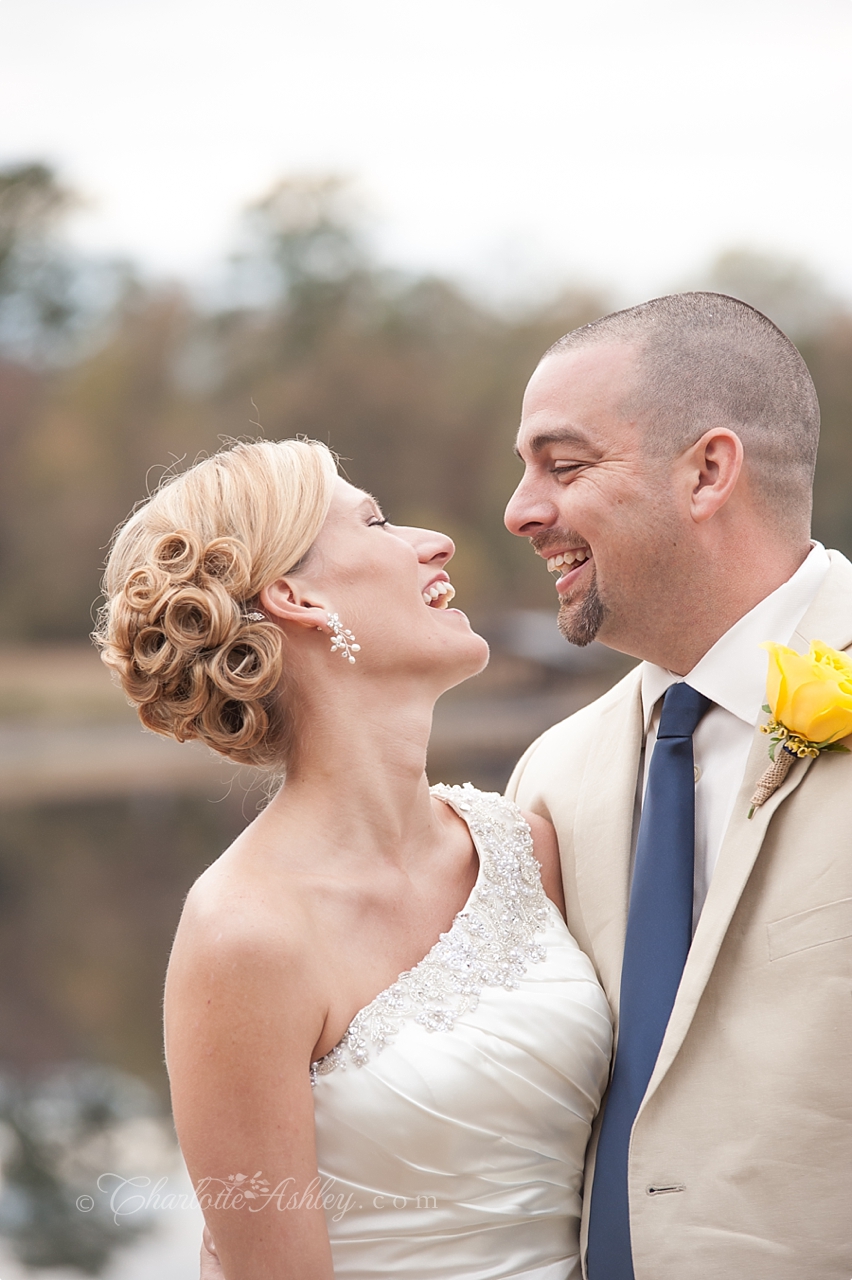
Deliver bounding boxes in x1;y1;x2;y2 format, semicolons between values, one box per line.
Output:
95;439;338;768
111;532;282;764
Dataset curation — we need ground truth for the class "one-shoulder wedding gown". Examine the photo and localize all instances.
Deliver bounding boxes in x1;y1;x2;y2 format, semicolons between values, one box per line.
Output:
311;784;613;1280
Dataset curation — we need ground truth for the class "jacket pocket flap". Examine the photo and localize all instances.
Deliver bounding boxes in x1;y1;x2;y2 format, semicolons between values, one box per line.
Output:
768;897;852;961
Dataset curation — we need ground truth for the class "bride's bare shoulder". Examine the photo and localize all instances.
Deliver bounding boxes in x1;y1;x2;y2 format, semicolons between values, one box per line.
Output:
164;822;328;1072
167;822;318;999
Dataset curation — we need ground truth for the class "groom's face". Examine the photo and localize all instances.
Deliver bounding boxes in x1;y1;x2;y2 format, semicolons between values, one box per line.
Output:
505;342;682;657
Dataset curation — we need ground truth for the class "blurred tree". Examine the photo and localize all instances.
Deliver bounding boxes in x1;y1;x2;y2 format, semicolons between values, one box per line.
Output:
695;248;852;560
804;315;852;556
0;163;78;361
0;163;147;640
0;289;205;639
242;175;365;296
699;247;839;342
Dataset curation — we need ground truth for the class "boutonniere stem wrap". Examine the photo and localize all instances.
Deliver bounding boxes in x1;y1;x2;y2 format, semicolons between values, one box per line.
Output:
748;639;852;818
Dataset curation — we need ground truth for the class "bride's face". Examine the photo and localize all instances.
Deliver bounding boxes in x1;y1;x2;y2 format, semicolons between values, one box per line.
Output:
297;478;489;687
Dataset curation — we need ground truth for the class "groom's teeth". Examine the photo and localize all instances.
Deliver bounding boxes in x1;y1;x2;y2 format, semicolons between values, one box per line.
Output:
546;549;590;574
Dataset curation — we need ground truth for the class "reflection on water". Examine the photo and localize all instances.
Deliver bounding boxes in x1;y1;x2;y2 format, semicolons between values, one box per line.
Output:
0;792;251;1086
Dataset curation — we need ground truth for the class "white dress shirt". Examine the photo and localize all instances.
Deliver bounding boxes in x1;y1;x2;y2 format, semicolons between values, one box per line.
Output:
638;542;830;929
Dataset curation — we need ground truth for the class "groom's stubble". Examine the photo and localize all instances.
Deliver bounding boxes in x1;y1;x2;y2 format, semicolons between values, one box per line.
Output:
558;568;607;647
531;530;609;647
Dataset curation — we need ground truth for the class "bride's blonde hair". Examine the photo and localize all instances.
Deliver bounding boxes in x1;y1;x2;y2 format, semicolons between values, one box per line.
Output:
94;438;338;768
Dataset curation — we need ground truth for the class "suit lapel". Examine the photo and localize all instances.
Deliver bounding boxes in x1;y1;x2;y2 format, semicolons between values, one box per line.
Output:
644;549;852;1101
573;670;644;1006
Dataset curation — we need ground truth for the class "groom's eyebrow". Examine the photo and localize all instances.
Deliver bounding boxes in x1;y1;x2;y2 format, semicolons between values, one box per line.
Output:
515;428;598;459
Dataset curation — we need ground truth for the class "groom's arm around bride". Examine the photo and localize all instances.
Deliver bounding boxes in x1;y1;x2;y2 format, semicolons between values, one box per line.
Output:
505;292;852;1280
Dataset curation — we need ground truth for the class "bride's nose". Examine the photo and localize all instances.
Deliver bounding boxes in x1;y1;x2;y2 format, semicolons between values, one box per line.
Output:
406;526;455;566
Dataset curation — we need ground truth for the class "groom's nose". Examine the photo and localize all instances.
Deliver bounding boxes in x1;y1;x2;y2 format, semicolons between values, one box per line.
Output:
504;473;559;538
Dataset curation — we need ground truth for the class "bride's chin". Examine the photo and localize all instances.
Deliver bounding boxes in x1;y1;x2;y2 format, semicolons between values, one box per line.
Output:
471;633;490;672
365;623;489;684
443;631;490;684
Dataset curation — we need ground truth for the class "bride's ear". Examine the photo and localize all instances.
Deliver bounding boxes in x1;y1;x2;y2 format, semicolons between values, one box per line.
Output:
258;578;329;633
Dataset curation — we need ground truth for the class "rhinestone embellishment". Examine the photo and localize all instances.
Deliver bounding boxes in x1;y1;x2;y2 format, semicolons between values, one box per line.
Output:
311;784;549;1084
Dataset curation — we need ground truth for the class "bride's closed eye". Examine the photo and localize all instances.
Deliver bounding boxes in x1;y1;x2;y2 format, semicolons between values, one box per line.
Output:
368;517;389;528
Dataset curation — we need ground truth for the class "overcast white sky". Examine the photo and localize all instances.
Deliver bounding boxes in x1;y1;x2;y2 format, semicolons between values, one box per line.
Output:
2;0;851;306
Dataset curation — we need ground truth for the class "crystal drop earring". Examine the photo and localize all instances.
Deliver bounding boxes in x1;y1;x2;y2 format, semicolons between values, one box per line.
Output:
325;612;361;664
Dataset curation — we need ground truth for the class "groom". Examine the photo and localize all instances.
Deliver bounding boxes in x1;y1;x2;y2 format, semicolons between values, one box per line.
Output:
504;292;852;1280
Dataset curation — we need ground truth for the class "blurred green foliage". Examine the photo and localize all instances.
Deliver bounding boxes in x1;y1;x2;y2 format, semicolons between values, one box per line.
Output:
0;165;851;642
0;1065;158;1271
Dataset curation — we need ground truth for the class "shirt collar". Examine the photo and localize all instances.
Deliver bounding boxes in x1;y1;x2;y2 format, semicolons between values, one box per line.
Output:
640;542;831;731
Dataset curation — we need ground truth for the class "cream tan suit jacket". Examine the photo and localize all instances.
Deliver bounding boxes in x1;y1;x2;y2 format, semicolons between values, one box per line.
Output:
506;550;852;1280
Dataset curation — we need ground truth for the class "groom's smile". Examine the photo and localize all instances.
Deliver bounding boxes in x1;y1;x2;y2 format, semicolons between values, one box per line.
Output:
546;547;591;589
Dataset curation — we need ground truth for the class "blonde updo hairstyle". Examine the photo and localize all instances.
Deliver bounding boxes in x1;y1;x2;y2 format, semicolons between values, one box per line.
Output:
95;439;338;768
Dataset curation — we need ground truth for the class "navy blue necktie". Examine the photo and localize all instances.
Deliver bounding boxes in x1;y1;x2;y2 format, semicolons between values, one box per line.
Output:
587;681;712;1280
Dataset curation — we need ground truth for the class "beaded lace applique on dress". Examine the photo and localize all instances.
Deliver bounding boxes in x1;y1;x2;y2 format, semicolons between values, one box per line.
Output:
310;784;549;1084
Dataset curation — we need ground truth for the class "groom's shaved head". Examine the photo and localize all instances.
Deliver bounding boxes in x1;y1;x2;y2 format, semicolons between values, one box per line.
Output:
545;292;820;530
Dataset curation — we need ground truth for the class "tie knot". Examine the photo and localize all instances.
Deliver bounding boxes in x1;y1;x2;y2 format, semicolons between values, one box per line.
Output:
657;682;712;738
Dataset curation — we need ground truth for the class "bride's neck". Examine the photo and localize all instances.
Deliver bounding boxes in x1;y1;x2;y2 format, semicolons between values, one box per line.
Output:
267;674;441;857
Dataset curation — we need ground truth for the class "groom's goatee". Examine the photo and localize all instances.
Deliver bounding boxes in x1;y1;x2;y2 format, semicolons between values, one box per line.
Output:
557;571;607;647
528;528;607;647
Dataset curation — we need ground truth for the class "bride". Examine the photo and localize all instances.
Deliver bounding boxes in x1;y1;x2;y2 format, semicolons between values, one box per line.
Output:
95;438;612;1280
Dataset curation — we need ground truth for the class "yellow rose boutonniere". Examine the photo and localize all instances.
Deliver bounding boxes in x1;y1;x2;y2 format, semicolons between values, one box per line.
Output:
748;639;852;816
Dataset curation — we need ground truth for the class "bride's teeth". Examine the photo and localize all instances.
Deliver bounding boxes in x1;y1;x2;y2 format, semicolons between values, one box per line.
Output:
422;581;456;607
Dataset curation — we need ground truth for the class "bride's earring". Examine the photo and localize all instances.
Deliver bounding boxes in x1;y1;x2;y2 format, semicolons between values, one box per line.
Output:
324;612;361;664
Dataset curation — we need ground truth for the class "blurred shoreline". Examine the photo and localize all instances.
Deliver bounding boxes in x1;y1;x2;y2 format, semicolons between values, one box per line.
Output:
0;627;630;804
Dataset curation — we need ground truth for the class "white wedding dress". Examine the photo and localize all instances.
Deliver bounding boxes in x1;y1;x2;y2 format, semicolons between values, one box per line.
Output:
310;784;613;1280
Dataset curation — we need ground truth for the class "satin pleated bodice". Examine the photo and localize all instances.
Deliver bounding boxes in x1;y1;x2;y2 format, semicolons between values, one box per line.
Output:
311;784;613;1280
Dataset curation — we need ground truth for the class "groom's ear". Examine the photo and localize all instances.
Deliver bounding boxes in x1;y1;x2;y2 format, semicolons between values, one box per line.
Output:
686;428;744;524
